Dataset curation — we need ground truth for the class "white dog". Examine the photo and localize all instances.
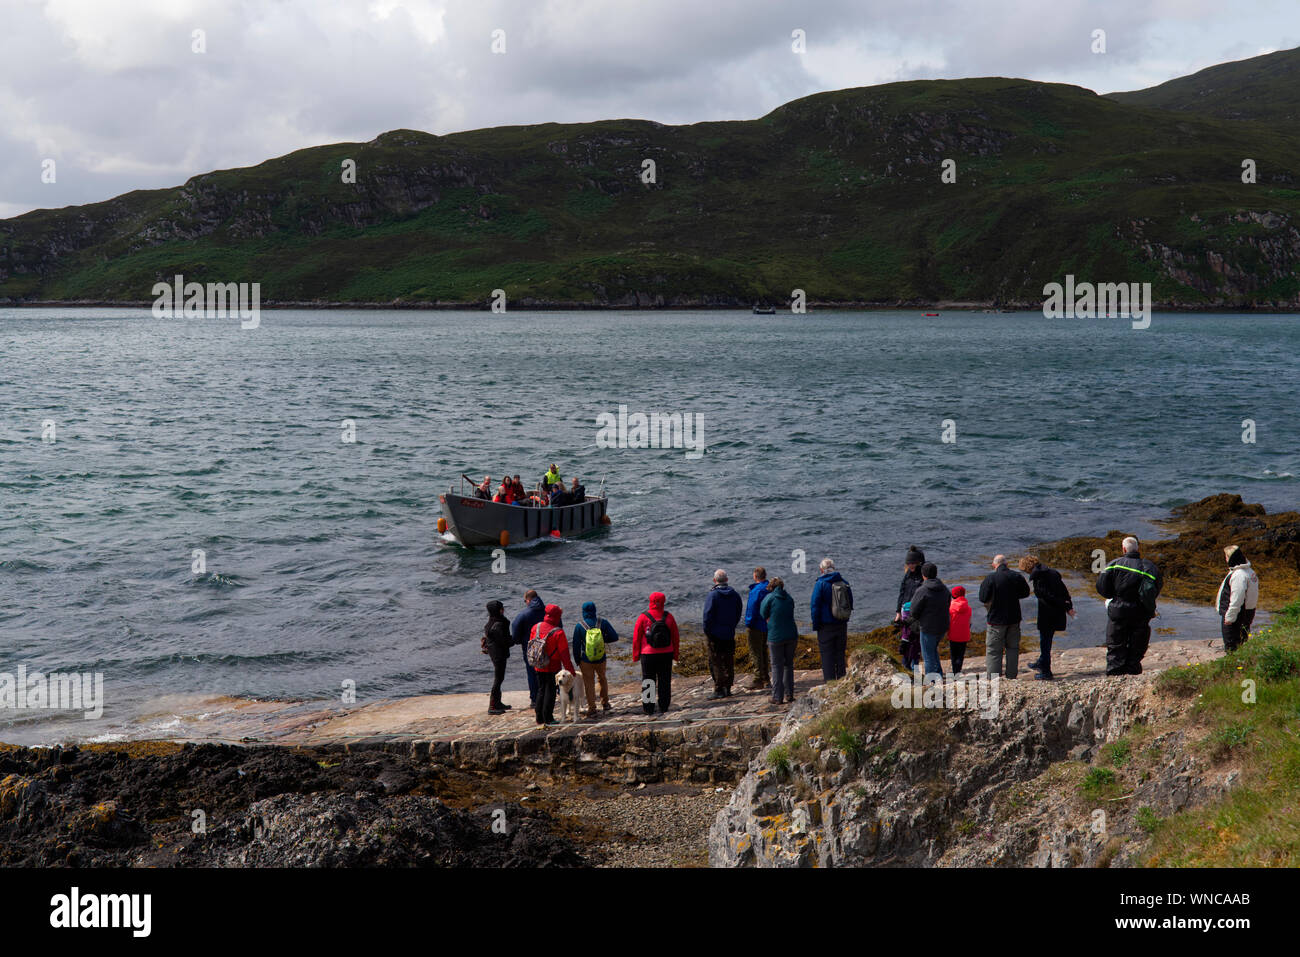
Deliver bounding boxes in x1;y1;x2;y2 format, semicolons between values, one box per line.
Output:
554;669;587;722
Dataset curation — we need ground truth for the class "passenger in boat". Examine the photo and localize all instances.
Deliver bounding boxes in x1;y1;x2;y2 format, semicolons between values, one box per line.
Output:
549;484;569;507
475;475;492;499
569;477;585;502
543;463;562;489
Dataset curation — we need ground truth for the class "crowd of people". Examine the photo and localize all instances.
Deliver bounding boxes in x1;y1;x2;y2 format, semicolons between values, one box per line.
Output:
473;463;586;508
479;538;1262;724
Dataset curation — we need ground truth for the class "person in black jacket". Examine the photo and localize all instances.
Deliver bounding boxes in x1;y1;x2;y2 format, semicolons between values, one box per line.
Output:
893;546;926;669
1096;536;1163;675
978;554;1030;678
907;563;953;679
1020;555;1075;681
482;600;514;714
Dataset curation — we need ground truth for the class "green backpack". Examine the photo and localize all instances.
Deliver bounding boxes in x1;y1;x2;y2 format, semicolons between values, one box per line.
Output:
584;623;605;661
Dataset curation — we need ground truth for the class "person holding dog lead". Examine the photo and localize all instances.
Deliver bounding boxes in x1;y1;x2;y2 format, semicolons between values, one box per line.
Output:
527;603;572;725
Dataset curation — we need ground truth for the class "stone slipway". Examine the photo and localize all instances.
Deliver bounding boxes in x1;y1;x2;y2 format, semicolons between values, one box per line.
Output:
106;635;1225;789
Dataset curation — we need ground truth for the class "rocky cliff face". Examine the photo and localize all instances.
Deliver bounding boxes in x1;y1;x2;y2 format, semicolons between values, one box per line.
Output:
709;652;1236;867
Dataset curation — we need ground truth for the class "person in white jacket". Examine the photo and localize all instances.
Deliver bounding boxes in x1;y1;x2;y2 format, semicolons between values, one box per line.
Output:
1215;545;1260;653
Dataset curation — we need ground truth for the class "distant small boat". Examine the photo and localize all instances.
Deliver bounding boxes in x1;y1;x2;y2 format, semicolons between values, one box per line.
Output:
752;304;776;315
924;312;939;317
438;478;609;547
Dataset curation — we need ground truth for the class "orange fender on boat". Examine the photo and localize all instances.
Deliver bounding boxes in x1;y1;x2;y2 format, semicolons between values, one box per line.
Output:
437;517;447;534
601;515;611;525
499;530;510;547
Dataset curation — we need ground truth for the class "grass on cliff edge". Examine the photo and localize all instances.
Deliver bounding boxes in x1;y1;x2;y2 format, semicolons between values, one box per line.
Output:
1141;597;1300;866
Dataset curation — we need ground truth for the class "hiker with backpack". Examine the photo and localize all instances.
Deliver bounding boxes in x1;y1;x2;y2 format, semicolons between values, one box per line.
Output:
1020;555;1075;681
1216;545;1260;653
810;558;853;681
703;569;744;699
571;601;619;719
527;603;573;725
761;577;798;706
907;562;952;679
979;554;1031;678
1096;536;1164;676
744;567;771;692
482;600;514;715
893;546;926;670
511;589;547;708
633;592;680;716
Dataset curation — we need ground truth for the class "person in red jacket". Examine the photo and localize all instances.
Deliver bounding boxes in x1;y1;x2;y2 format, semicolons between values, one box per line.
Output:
632;591;679;716
948;585;973;674
528;604;573;725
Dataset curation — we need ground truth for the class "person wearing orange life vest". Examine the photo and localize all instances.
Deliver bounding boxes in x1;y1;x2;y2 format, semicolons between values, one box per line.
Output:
528;604;573;725
632;592;679;716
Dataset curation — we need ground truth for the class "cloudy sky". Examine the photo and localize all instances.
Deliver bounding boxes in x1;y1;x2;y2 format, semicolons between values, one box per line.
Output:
1;0;1293;219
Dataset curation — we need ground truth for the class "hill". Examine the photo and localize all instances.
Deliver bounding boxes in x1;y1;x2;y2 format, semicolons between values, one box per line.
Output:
1108;47;1300;126
3;58;1300;308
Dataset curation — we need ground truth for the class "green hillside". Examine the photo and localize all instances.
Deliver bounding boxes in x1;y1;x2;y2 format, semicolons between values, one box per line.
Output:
3;56;1300;308
1108;47;1300;126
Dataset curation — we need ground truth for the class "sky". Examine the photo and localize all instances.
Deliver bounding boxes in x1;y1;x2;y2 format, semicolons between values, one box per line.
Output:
0;0;1294;219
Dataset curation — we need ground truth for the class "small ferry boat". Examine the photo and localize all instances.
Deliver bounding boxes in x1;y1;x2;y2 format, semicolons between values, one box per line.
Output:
438;477;609;547
752;303;776;315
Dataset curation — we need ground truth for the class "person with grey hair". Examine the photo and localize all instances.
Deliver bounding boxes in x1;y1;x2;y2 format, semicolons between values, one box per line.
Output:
978;554;1030;678
703;568;743;698
810;557;853;680
1097;536;1163;675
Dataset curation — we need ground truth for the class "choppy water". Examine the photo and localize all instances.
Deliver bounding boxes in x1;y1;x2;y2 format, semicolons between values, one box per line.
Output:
1;308;1295;744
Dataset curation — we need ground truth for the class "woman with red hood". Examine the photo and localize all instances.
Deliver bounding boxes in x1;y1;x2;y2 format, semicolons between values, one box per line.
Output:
527;604;573;725
948;586;973;674
633;592;679;716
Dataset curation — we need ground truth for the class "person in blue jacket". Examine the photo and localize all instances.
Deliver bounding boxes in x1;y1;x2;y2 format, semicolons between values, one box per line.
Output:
703;569;744;699
570;601;619;719
744;567;771;691
511;589;546;707
810;558;853;681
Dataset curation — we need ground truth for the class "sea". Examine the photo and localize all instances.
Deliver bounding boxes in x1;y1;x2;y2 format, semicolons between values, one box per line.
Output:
1;307;1296;744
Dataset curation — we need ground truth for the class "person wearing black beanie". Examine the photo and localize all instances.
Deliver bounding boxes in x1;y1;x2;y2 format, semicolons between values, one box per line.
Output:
483;600;514;714
1216;545;1260;653
894;546;926;669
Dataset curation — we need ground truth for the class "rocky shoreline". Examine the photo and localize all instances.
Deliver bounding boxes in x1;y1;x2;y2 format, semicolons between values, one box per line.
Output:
2;493;1293;867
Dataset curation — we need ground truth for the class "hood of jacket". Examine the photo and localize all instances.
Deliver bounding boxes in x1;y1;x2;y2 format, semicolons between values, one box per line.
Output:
542;604;563;627
647;592;666;616
816;571;844;585
581;601;598;627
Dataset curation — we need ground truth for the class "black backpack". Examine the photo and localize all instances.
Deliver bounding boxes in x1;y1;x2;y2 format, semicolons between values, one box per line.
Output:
645;612;672;649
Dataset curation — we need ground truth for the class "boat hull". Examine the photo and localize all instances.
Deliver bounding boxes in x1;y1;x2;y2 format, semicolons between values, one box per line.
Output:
439;494;608;547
